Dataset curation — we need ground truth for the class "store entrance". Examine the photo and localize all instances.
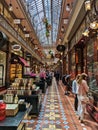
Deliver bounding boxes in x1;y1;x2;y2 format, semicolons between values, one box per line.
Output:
0;51;6;87
75;43;84;74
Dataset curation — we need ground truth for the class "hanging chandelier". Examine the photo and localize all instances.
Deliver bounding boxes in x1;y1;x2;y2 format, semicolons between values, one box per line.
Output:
85;0;98;30
82;0;98;38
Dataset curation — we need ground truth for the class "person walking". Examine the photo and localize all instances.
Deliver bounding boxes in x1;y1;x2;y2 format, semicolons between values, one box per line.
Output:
72;74;81;113
54;71;60;85
64;74;71;95
77;73;89;123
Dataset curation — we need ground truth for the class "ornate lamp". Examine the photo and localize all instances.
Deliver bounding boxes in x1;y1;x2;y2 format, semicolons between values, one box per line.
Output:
90;21;98;29
85;0;98;15
85;0;98;30
82;29;90;37
85;0;91;11
9;0;13;11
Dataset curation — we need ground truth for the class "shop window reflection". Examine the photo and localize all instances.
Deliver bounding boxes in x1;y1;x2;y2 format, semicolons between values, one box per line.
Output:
0;51;6;87
87;40;98;89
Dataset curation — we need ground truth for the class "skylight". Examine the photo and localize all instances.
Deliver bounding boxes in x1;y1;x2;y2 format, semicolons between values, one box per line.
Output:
25;0;62;46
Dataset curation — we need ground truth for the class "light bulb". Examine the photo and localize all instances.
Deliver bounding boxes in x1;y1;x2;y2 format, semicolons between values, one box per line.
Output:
66;3;70;11
9;3;13;11
85;0;91;11
90;21;98;30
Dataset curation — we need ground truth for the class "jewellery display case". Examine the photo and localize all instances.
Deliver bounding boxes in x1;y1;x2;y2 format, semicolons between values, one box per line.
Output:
7;88;42;116
10;64;22;82
87;40;98;107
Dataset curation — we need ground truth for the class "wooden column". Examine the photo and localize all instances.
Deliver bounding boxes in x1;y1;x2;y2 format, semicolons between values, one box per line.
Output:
5;41;11;88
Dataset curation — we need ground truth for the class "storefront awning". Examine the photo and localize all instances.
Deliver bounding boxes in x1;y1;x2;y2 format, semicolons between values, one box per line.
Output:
19;57;29;67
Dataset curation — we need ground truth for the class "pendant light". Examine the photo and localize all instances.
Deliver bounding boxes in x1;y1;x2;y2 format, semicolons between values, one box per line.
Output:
9;0;13;11
85;0;91;11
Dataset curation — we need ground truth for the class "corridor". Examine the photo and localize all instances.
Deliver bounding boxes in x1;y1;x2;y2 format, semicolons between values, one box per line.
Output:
0;0;98;130
25;78;98;130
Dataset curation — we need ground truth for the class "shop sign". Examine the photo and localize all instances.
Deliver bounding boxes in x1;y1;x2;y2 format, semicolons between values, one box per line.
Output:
14;19;21;24
25;34;30;37
12;44;21;51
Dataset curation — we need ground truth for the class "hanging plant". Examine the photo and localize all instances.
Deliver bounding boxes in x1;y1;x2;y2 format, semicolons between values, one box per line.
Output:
42;18;48;23
43;17;51;37
46;21;49;28
47;24;52;30
46;31;50;37
49;50;52;54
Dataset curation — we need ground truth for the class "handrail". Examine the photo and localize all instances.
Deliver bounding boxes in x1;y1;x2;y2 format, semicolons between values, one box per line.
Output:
0;15;44;63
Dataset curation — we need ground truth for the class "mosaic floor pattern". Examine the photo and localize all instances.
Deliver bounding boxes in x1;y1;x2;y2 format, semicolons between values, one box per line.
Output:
25;78;98;130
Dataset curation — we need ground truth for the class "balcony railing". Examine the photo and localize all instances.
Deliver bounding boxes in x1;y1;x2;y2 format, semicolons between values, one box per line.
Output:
0;15;43;63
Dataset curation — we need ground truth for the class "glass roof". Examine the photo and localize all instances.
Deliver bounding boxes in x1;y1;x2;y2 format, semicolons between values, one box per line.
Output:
26;0;62;46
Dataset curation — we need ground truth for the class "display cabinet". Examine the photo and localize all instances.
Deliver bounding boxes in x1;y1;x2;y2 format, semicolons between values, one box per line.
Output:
0;65;4;86
87;40;98;89
0;105;32;130
7;88;42;116
87;41;98;106
10;64;22;82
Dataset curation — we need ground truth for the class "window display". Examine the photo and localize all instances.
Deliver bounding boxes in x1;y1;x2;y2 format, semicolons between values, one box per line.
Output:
10;64;22;82
70;49;75;75
87;39;98;89
24;58;30;75
0;65;4;85
0;51;6;86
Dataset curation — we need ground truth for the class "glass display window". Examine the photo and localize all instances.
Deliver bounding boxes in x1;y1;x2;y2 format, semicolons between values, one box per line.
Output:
0;2;3;14
87;39;98;89
10;63;22;82
0;51;6;86
24;58;31;75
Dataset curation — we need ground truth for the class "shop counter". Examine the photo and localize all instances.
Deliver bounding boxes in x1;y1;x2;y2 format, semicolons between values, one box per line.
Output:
5;88;42;116
18;93;42;115
0;105;32;130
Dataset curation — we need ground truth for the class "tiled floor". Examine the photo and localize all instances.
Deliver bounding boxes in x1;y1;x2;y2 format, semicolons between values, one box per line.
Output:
25;78;98;130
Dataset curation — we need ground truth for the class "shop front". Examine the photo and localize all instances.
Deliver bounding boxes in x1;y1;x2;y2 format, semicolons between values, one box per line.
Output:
86;37;98;100
87;38;98;89
0;31;8;88
10;53;29;83
0;51;6;87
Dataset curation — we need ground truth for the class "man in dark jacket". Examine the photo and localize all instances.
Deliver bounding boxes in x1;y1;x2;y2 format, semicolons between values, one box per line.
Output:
54;71;60;85
62;74;67;85
62;74;71;95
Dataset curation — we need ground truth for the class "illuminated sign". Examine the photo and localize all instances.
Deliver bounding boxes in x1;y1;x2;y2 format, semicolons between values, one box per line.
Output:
25;34;30;37
12;44;21;51
14;19;21;24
